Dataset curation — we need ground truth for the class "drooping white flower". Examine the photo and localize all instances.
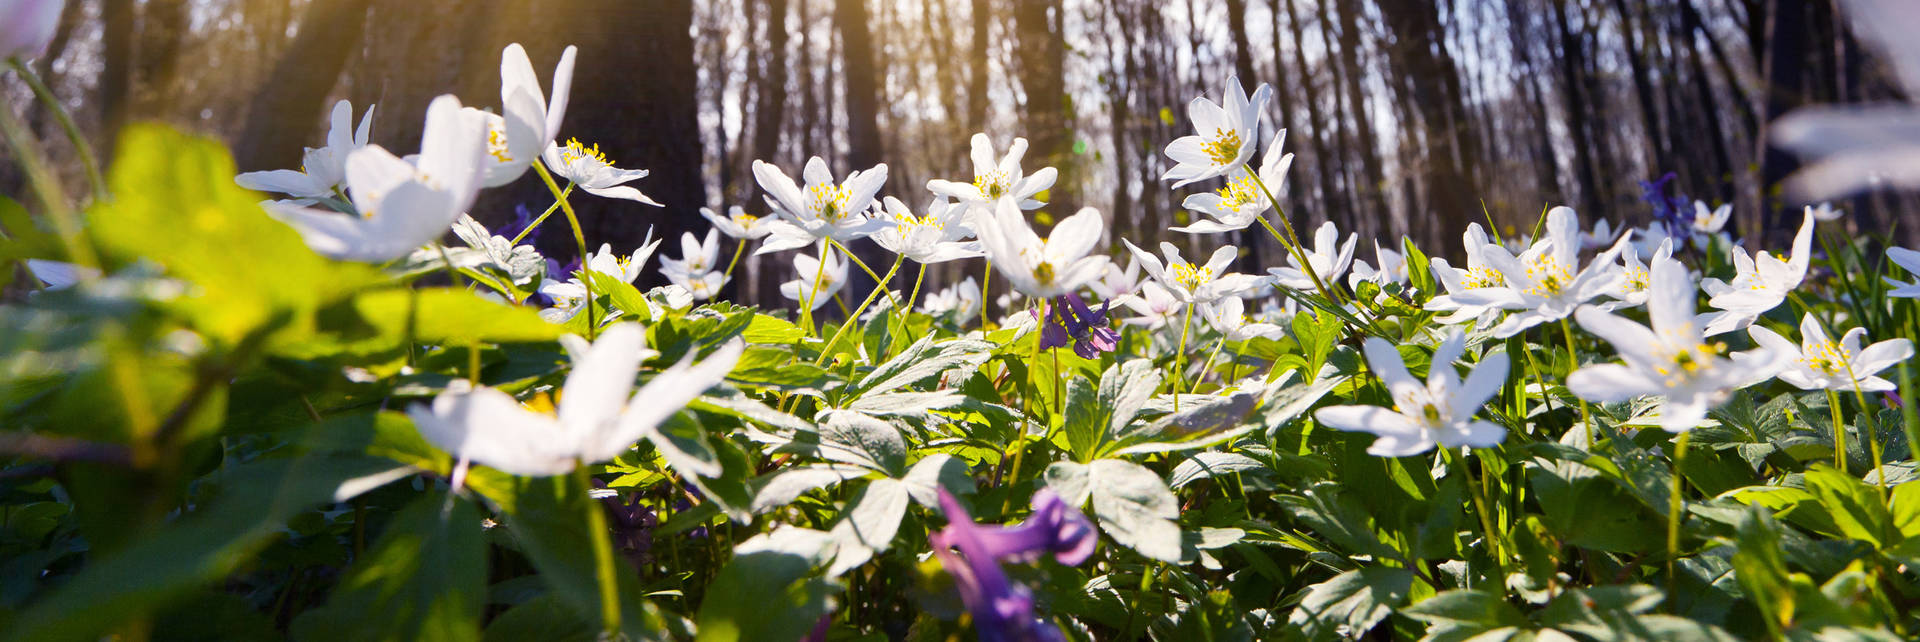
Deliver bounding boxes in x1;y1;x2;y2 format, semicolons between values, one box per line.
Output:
1426;223;1509;327
1122;240;1265;305
1699;208;1815;336
922;276;982;325
1598;237;1674;311
1742;314;1914;392
585;232;661;285
540;138;660;205
1163;76;1273;188
1349;241;1408;288
1314;331;1509;456
1174;129;1292;234
0;0;63;60
267;95;489;262
1689;200;1733;251
1885;245;1920;298
752;157;890;254
1266;221;1357;291
701;205;773;240
1115;281;1184;330
1200;296;1286;342
1809;202;1845;222
1088;258;1142;300
1449;206;1632;338
470;43;576;188
925;133;1058;210
780;250;849;311
1569;255;1781;432
972;198;1110;298
237;100;374;200
870;196;982;263
407;324;743;476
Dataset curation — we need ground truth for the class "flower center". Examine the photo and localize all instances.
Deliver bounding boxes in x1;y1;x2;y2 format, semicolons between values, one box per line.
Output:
1032;261;1057;286
523;391;559;415
1201;128;1242;166
1623;266;1649;293
486;126;513;163
1801;341;1847;375
1214;176;1263;212
806;182;852;222
1524;254;1573;297
974;170;1011;199
558;137;610;167
1462;266;1504;290
1169;262;1209;290
1654;342;1728;385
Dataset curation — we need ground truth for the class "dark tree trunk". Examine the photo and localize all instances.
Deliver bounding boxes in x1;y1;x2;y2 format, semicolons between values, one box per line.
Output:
99;0;136;161
1757;0;1810;233
1014;0;1074;214
234;0;375;173
1380;0;1475;254
1284;0;1340;232
754;0;791;168
969;0;991;132
1334;0;1389;224
1550;0;1602;217
836;0;884;174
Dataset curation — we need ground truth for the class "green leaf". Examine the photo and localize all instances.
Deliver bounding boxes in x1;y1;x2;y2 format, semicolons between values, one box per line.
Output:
1169;451;1267;489
695;527;839;642
291;490;487;641
1047;459;1182;562
1402;589;1526;628
351;288;565;346
1285;567;1413;640
816;410;907;477
585;271;653;323
851;335;994;397
1803;465;1896;547
1;455;412;642
473;475;671;641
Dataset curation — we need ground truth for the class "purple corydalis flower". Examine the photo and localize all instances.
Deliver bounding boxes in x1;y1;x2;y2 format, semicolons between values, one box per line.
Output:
1038;294;1121;359
1638;172;1692;239
929;488;1096;642
499;203;544;246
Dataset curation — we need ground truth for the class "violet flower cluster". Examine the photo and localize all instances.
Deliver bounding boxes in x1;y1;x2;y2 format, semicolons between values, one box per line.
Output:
930;489;1097;641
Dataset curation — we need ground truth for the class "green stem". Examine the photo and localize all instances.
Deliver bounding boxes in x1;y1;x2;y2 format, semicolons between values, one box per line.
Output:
724;237;747;279
1000;302;1045;512
1666;430;1692;602
1561;319;1594;445
1245;168;1341;306
531;161;596;339
1194;337;1227;390
572;466;623;633
0;76;98;271
814;253;903;365
980;260;995;329
1827;388;1850;473
7;58;105;202
1446;448;1507;591
827;237;900;312
800;240;829;336
1174;303;1194;413
508;186;572;246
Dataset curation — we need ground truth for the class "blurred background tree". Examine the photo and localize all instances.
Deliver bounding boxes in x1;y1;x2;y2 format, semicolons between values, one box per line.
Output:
1;0;1906;306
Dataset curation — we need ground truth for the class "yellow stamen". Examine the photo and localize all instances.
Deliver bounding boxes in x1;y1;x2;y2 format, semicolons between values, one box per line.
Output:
1200;127;1243;166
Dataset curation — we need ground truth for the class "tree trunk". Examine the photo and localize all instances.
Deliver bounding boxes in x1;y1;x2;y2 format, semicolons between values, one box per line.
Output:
1757;0;1810;233
234;0;376;173
1334;0;1389;224
1014;0;1074;214
1549;0;1602;217
969;0;991;132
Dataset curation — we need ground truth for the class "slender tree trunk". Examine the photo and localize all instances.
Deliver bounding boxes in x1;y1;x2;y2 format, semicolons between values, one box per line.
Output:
1014;0;1074;214
1549;0;1602;217
968;0;991;132
99;0;136;161
754;0;791;168
1284;0;1339;231
1757;0;1810;232
1334;0;1389;224
234;0;376;172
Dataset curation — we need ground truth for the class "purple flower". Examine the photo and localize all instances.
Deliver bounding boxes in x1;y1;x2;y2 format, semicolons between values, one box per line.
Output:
499;203;544;246
1638;172;1692;239
1038;294;1121;359
929;489;1097;642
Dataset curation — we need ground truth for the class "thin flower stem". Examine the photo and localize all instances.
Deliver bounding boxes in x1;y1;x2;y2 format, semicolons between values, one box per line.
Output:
886;261;928;362
1518;340;1560;441
724;238;747;279
0;81;98;271
814;253;902;365
1245;168;1341;307
1560;319;1594;445
531;161;597;339
1001;302;1045;513
1444;447;1507;592
827;238;901;312
800;239;829;336
1827;388;1850;472
1194;337;1227;390
7;58;105;202
980;260;995;329
509;188;572;246
572;466;623;633
1175;303;1194;414
1666;431;1692;606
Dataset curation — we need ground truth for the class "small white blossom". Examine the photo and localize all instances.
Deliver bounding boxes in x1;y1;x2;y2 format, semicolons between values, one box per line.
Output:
540;138;660;205
1163;76;1273;188
1266;221;1357;291
1122;240;1266;305
1699;208;1815;336
1742;314;1913;392
1314;331;1509;456
925;133;1057;211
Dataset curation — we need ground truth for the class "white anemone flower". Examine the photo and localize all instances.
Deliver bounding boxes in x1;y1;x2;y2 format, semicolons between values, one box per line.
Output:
1699;208;1815;336
1581;218;1619;250
1122;240;1265;304
585;232;662;285
673;270;729;301
870;196;983;263
701;206;773;240
1;0;63;59
780;250;849;311
1742;314;1914;392
1089;258;1142;299
925;133;1058;210
407;324;743;477
1116;282;1184;330
1809;202;1845;222
1163;76;1273;188
1569;256;1781;432
540;138;660;205
752;157;890;254
659;229;723;279
267;95;489;262
236;100;374;200
1450;206;1632;338
1426;223;1509;326
472;43;576;188
1598;237;1674;311
1349;241;1408;288
1885;245;1920;298
1174;129;1292;234
538;278;588;324
1689;201;1733;251
1201;296;1286;342
1314;331;1509;456
1266;221;1357;291
972;198;1110;298
922;276;982;325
